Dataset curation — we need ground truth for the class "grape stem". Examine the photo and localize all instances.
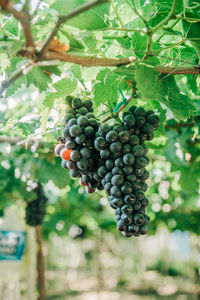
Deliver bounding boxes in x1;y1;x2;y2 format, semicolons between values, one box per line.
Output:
143;0;179;58
151;0;179;34
166;121;195;129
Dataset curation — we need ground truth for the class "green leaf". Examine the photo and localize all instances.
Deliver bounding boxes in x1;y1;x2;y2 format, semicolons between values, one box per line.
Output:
41;93;60;132
51;0;85;14
135;62;196;120
94;70;118;110
161;27;182;36
69;3;109;30
131;32;147;59
9;40;23;55
112;2;135;25
94;82;118;110
59;30;84;49
53;78;77;96
43;78;77;108
96;68;110;81
187;74;198;94
41;78;77;132
182;5;200;59
51;1;109;30
4;18;19;37
27;67;51;91
147;135;168;149
71;64;82;80
40;107;51;133
161;47;198;66
149;0;183;28
43;93;58;110
116;36;134;57
81;32;98;52
82;67;100;81
41;66;61;76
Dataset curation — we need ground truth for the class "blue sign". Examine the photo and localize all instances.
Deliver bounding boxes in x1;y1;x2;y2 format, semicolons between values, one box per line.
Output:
0;231;26;260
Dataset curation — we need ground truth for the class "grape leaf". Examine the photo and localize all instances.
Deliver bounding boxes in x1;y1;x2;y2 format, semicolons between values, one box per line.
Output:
51;1;109;30
94;70;118;110
182;2;200;60
149;0;183;28
50;0;85;13
53;78;77;96
43;78;77;109
135;62;196;120
131;32;147;59
41;66;61;77
112;2;135;25
71;64;82;80
41;78;77;132
43;93;58;110
68;4;109;30
59;30;84;50
147;135;168;149
27;67;51;91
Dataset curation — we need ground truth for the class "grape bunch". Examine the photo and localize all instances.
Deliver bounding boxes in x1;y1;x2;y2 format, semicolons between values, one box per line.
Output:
25;182;48;226
94;106;159;237
55;96;104;193
55;96;159;237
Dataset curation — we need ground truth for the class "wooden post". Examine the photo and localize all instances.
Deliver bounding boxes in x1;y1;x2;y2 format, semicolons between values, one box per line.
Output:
26;226;37;300
35;225;45;300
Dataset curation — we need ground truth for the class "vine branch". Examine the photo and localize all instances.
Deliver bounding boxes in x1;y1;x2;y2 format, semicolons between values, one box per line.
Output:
130;0;149;29
1;53;199;96
166;122;195;129
0;0;35;51
38;0;108;58
153;39;187;54
111;0;126;30
151;0;179;34
0;135;21;144
97;27;146;33
0;62;33;96
44;51;200;74
43;51;136;67
156;65;200;75
143;0;179;58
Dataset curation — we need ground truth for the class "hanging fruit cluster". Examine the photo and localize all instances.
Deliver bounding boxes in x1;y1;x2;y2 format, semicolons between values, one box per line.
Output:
55;96;159;237
25;182;48;226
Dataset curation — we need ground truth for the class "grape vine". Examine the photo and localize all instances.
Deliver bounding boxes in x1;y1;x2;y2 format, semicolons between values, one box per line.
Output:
55;96;159;238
